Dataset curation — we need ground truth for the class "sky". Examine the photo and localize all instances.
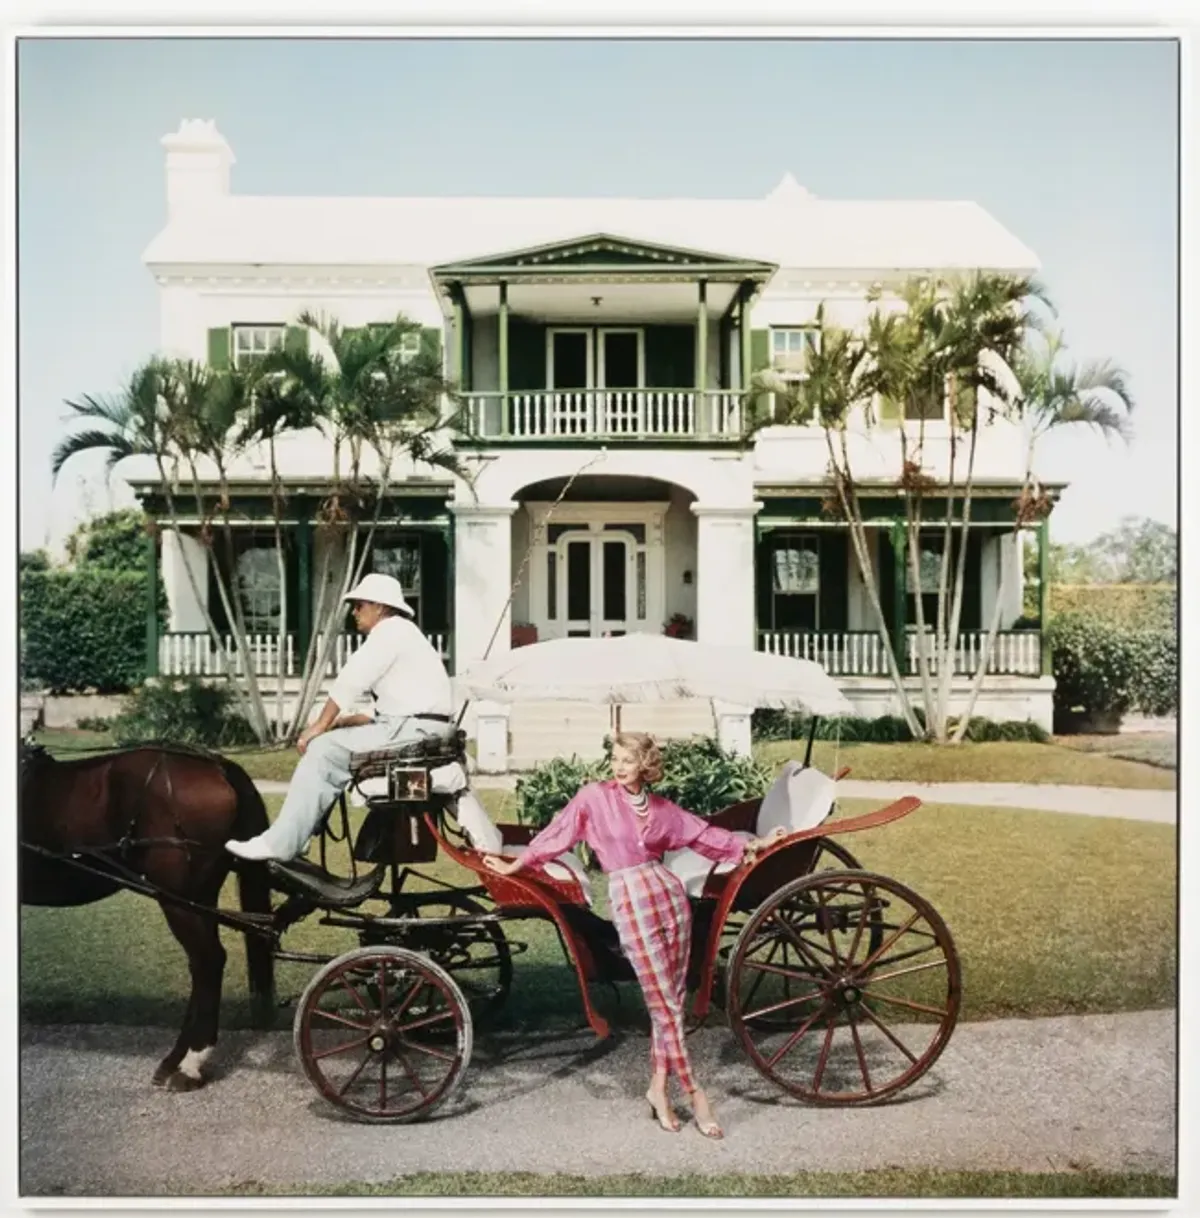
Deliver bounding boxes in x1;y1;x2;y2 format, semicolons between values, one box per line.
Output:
16;35;1179;550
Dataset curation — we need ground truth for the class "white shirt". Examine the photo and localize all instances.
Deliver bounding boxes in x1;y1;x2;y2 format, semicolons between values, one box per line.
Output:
329;615;453;720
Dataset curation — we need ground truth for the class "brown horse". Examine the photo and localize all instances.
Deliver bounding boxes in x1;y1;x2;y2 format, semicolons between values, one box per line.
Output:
19;742;277;1091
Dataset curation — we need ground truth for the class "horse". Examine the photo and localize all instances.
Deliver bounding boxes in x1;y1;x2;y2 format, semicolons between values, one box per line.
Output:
19;741;277;1092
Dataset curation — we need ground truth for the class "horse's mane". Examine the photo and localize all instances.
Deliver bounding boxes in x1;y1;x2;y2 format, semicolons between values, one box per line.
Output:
23;738;233;768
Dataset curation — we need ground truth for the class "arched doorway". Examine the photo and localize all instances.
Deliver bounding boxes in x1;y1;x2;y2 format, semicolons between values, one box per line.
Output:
512;475;696;642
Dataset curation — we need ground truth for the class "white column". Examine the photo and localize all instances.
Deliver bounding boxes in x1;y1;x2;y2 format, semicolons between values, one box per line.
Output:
691;502;762;647
1000;531;1024;625
161;529;209;631
451;502;519;667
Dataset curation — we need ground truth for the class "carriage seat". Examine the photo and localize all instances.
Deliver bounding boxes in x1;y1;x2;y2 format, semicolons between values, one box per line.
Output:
663;761;838;897
348;730;466;785
453;789;594;903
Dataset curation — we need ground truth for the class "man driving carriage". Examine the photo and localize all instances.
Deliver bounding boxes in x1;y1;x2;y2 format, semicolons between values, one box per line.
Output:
226;573;454;863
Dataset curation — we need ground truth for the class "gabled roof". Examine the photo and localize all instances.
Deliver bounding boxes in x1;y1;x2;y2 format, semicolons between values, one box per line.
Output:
431;232;777;280
143;188;1040;274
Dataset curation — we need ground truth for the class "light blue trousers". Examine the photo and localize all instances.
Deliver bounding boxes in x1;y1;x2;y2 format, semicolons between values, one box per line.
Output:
258;715;449;859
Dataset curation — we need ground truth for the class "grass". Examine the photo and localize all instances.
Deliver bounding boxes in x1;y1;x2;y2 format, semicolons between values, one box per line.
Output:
1056;732;1178;772
37;728;1177;790
219;1168;1177;1199
20;790;1176;1030
755;738;1176;790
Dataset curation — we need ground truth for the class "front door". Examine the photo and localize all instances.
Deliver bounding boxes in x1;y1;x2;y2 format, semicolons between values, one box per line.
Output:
557;529;638;637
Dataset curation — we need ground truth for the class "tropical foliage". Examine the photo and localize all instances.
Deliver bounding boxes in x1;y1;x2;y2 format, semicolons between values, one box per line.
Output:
51;313;467;742
745;275;1135;742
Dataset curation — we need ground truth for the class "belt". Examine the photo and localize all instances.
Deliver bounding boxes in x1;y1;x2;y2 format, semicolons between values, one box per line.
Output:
414;713;453;723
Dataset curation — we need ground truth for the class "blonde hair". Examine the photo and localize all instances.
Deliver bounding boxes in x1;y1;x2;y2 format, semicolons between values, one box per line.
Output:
611;732;664;785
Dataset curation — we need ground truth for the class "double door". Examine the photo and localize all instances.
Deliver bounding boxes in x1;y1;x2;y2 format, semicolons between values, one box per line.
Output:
555;528;642;638
548;328;643;434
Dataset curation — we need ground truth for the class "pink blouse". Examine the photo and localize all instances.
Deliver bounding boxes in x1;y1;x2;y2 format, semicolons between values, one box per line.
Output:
516;780;747;875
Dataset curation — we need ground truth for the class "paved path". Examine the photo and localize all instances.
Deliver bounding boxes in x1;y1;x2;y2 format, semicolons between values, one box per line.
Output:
20;1009;1174;1195
254;777;1176;824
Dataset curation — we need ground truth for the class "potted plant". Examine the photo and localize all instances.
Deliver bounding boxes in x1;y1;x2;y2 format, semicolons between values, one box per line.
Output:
511;622;538;649
663;613;694;640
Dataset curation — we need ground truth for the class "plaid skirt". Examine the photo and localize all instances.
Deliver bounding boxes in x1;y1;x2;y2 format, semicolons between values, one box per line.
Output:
608;861;696;1090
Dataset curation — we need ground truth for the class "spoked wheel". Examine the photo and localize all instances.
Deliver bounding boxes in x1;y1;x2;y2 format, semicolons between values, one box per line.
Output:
727;870;960;1106
376;892;514;1028
294;946;472;1124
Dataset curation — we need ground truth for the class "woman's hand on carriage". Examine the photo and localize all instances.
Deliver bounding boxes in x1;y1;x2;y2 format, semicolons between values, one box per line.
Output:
741;826;788;866
482;853;522;877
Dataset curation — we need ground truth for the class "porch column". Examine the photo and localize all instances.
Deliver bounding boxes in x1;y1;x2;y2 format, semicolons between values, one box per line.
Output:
691;502;761;648
695;279;709;434
295;507;312;674
1038;516;1051;675
739;281;753;390
498;280;509;438
452;502;518;771
452;289;467;390
145;525;159;678
889;520;907;673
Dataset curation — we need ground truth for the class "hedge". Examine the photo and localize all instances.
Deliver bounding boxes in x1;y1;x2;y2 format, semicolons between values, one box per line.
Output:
21;568;151;693
1048;611;1177;727
751;710;1048;744
110;679;257;748
1050;584;1176;632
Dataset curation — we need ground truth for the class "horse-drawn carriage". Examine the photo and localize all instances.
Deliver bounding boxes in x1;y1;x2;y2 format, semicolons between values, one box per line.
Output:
22;714;960;1124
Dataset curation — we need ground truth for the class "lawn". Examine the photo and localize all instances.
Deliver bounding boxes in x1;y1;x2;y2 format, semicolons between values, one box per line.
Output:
1056;732;1177;772
20;791;1176;1031
224;1168;1176;1199
35;728;1177;790
755;738;1175;790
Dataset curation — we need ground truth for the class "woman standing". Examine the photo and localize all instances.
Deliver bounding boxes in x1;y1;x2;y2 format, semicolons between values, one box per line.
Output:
483;732;784;1138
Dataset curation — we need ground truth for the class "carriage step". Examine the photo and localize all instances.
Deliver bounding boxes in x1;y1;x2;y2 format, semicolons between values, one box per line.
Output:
266;858;386;909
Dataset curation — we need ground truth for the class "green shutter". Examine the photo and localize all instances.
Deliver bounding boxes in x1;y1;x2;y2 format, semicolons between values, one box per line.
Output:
207;327;231;369
509;320;546;391
877;394;902;426
645;325;695;388
962;532;982;630
750;329;770;373
755;536;773;632
878;531;895;631
284;325;307;354
819;532;849;631
420;326;443;364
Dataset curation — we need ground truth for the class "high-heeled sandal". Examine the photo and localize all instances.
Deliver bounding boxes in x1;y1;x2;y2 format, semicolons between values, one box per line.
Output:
645;1092;681;1133
690;1093;725;1139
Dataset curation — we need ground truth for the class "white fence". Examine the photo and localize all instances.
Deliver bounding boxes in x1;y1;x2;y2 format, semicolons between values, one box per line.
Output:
758;629;1042;677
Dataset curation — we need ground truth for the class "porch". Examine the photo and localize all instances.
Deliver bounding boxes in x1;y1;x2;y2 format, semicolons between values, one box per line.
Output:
432;233;776;443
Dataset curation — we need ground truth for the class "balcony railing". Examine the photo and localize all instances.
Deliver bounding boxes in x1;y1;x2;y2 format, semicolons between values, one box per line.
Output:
463;389;743;441
158;631;451;678
758;629;1042;677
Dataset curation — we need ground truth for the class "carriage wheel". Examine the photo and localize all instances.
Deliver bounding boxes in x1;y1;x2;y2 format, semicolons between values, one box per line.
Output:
727;871;960;1106
381;892;513;1028
294;946;472;1124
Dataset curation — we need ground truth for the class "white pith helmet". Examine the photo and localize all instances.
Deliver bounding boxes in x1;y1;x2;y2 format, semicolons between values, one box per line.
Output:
343;573;414;617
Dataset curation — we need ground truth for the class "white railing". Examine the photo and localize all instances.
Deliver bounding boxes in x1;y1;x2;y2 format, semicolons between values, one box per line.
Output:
758;629;1042;677
159;632;297;678
160;631;451;678
759;631;890;676
464;389;743;439
905;629;1042;676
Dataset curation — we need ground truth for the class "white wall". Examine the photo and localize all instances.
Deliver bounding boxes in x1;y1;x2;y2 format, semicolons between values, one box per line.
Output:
662;487;698;625
510;506;531;625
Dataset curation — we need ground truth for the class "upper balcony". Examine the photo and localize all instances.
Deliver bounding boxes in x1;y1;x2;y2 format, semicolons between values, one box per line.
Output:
431;233;776;444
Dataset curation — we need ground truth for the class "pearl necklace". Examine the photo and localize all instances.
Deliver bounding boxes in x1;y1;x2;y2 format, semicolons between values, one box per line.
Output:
625;786;650;818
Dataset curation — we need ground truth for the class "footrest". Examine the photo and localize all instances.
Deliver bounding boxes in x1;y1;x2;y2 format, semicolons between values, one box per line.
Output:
265;857;386;910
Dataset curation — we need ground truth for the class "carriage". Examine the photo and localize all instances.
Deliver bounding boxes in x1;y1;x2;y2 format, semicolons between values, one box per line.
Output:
21;638;961;1123
255;721;961;1124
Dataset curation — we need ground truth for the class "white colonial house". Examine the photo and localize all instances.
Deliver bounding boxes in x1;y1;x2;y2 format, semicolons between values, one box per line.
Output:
129;119;1058;767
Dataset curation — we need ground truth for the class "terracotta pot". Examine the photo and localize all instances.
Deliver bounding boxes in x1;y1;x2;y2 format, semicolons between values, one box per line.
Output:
511;624;538;649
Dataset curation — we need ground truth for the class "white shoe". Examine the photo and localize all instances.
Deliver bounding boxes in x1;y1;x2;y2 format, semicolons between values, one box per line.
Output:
225;837;288;863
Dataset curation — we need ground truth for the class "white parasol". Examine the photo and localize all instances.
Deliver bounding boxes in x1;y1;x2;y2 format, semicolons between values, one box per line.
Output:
455;633;854;718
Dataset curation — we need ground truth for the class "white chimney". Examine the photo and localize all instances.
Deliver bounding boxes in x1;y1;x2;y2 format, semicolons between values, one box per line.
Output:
161;119;235;216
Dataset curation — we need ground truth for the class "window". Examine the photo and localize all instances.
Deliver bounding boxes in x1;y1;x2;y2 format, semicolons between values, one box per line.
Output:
770;328;820;380
769;534;820;630
232;325;285;369
908;542;947;626
236;547;282;634
372;538;422;625
398;331;422;364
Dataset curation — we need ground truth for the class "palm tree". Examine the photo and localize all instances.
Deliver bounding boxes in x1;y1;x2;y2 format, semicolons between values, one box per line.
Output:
260;311;469;737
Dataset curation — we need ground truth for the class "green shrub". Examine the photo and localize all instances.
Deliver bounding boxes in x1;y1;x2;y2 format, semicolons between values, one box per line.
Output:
110;678;256;748
75;715;114;732
516;736;773;830
1050;584;1176;632
1049;612;1144;728
21;568;151;693
1128;630;1178;718
751;709;1047;744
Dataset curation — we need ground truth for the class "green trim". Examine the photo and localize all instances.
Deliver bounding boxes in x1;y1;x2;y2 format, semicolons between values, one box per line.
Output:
444;521;456;677
739;284;752;391
695;279;709;425
498;281;510;433
145;528;159;678
296;511;313;670
890;520;907;668
1038;516;1051;675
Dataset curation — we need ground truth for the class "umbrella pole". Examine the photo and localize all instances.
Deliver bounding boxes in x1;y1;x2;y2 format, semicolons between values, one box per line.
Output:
611;704;623;736
803;714;819;768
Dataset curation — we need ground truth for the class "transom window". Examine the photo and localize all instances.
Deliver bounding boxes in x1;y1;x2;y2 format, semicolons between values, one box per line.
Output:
768;533;821;630
232;325;285;369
